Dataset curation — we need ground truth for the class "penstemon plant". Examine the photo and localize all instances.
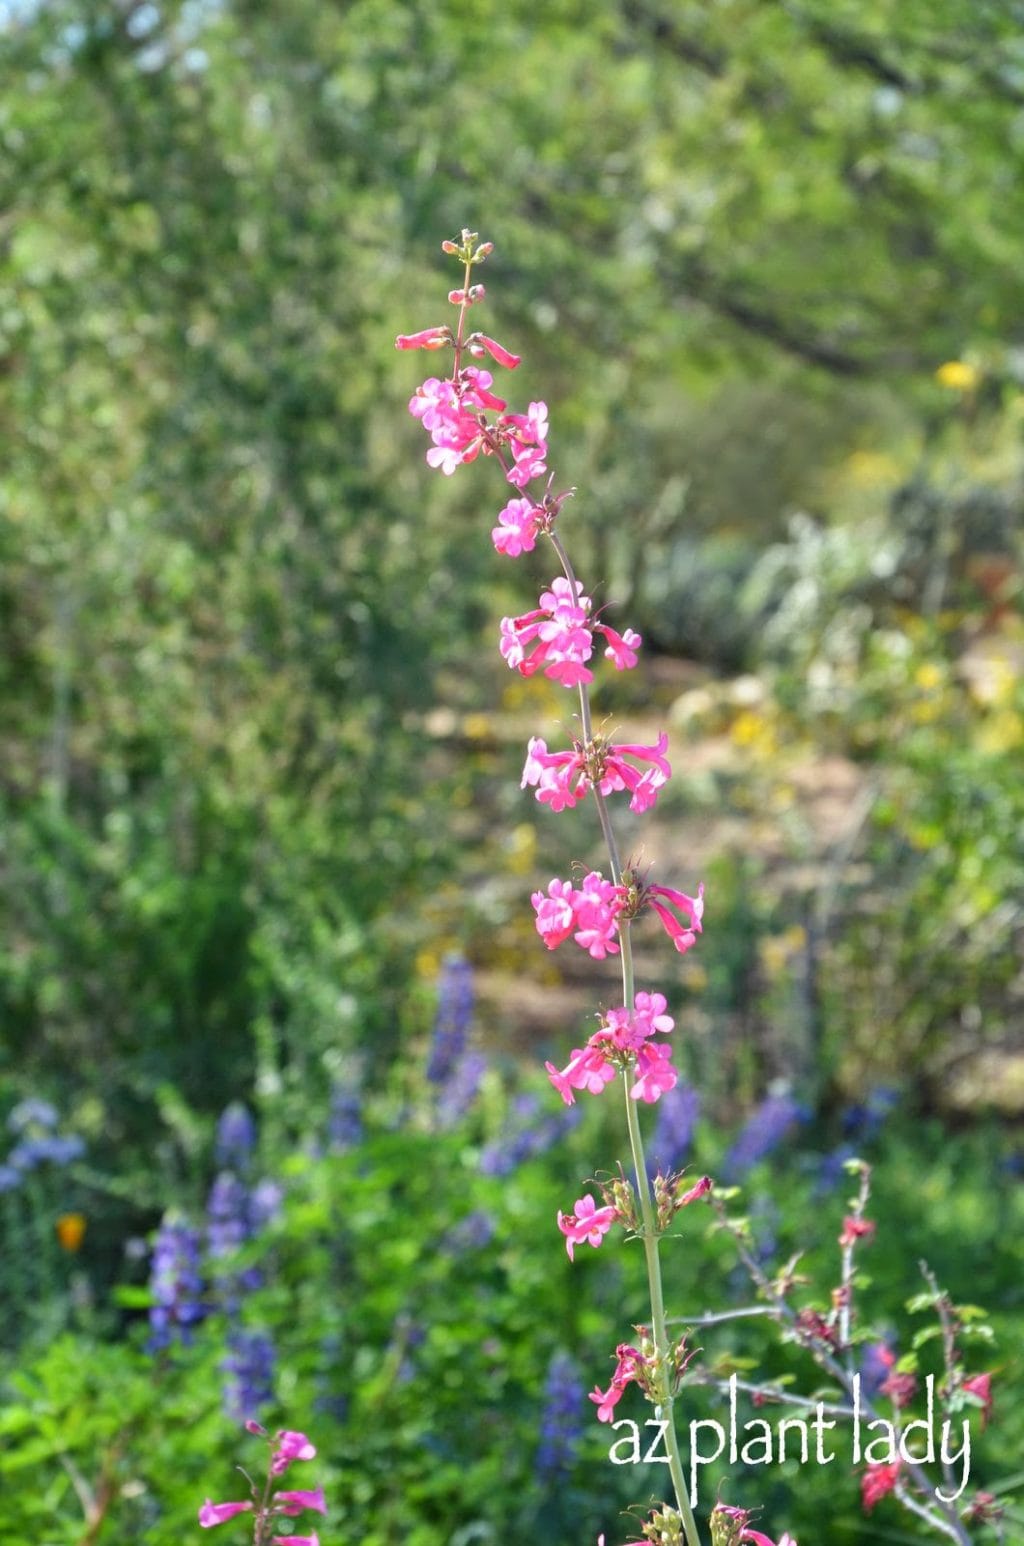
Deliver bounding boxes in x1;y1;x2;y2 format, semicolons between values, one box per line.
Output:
396;230;1004;1546
397;229;773;1546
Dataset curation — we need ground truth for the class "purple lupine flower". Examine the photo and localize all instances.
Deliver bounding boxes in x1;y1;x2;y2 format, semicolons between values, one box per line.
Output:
442;1209;495;1254
207;1172;252;1259
216;1103;257;1171
722;1091;810;1179
222;1328;275;1421
249;1177;283;1231
7;1098;59;1133
479;1094;581;1178
148;1214;207;1352
536;1351;585;1481
327;1082;363;1151
435;1050;487;1129
650;1082;700;1174
426;953;475;1083
0;1163;21;1193
8;1133;85;1170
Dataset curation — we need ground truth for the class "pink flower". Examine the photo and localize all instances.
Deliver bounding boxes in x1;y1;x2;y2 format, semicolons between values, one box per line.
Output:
531;872;625;959
521;733;671;814
647;881;704;954
274;1488;327;1516
962;1372;993;1428
676;1174;713;1207
599;992;674;1052
557;1194;618;1261
589;1344;643;1422
629;1041;678;1103
395;327;450;351
595;621;641;670
861;1460;900;1511
572;871;626;958
839;1215;876;1248
410;367;506;475
596;733;671;812
589;1379;626;1423
500;577;594;688
467;332;521;369
501;400;549;487
531;878;578;950
272;1535;319;1546
521;737;587;812
199;1499;254;1528
545;1045;617;1105
271;1431;317;1475
492;497;544;557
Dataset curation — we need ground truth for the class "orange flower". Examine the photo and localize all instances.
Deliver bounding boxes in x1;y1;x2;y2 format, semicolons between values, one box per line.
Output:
55;1212;87;1252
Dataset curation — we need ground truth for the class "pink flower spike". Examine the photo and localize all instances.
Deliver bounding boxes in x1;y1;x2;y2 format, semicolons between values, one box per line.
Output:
199;1499;254;1528
274;1489;327;1516
395;327;450;351
468;332;521;368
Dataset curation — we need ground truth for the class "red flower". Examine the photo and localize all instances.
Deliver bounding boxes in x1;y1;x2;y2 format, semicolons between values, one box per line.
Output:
861;1461;900;1511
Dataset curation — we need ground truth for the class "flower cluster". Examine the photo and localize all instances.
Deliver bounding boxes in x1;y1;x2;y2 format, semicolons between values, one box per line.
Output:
533;875;704;963
546;992;680;1108
501;577;640;688
521;730;670;814
199;1423;325;1543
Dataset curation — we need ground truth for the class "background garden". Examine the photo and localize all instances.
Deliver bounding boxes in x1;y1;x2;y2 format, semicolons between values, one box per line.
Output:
1;0;1022;1541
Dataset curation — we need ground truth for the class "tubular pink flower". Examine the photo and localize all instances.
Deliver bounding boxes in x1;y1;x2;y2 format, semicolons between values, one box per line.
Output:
599;992;673;1053
545;1045;616;1105
572;871;625;958
598;733;672;812
630;1041;678;1103
595;621;641;670
395;327;450;351
676;1174;713;1207
274;1489;327;1516
647;881;704;954
199;1499;254;1528
521;737;586;811
532;879;577;949
500;579;596;688
272;1535;320;1546
271;1431;317;1474
557;1194;618;1261
492;497;544;557
467;332;521;369
589;1379;626;1423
